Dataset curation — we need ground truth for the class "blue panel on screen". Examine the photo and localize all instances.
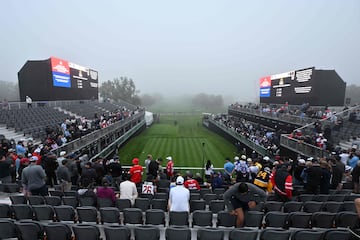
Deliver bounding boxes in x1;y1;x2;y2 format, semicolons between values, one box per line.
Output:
53;72;71;88
260;87;270;97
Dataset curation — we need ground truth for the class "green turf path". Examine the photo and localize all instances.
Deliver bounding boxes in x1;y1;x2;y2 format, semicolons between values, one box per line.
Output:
118;114;236;171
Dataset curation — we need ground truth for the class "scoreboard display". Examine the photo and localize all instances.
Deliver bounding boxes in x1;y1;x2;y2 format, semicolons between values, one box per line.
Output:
259;67;346;106
18;57;98;101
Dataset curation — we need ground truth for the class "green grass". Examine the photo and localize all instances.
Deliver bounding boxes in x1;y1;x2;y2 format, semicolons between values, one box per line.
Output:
118;114;236;169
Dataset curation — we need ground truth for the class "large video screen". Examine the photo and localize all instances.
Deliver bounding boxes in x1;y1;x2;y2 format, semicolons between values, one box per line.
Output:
18;57;99;101
50;57;99;100
259;67;314;105
51;57;71;88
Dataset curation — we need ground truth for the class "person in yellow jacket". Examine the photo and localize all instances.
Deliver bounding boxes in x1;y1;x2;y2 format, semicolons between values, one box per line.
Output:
253;167;273;193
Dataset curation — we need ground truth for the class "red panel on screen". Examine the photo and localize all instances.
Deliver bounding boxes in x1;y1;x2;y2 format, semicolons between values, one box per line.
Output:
260;76;271;87
50;57;70;74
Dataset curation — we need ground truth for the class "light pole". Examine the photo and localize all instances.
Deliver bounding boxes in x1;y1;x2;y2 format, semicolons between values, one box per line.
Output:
202;142;205;178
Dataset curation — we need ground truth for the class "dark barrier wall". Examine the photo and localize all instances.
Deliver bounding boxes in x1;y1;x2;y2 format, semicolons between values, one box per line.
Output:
18;60;52;101
18;57;98;101
311;70;346;106
260;67;346;106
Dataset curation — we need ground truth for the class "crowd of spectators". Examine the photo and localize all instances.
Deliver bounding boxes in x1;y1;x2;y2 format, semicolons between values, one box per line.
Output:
230;102;351;122
212;114;281;156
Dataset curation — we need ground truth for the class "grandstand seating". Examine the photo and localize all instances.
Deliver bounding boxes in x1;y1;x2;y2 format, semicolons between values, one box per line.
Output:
0;192;359;239
0;100;139;141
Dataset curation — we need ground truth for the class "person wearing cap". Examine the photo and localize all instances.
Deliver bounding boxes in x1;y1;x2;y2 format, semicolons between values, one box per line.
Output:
18;154;30;180
168;176;190;212
129;158;143;186
293;159;306;186
248;158;259;181
166;156;174;180
223;182;266;227
57;151;67;165
262;156;270;165
21;156;48;196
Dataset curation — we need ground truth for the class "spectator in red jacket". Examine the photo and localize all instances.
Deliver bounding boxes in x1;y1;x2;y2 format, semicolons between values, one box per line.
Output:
273;163;293;201
129;158;143;186
184;172;200;190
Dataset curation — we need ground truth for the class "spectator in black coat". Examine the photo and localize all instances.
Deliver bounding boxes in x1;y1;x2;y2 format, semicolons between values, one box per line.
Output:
80;162;97;187
107;156;122;187
305;159;322;194
43;153;58;187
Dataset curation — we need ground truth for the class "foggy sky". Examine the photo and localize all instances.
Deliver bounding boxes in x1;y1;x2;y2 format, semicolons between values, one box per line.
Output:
1;0;359;103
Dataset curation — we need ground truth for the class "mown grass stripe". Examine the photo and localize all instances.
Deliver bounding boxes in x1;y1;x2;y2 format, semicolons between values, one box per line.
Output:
119;114;236;171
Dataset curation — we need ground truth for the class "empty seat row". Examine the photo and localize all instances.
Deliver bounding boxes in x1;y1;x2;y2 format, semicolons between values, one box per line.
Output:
297;193;360;202
249;200;357;213
0;219;354;240
247;210;359;229
2;202;359;230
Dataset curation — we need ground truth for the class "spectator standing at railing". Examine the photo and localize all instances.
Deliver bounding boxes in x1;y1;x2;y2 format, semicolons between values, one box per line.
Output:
204;160;214;183
223;157;235;184
2;98;9;110
107;156;123;187
148;157;160;181
25;96;32;108
144;154;152;177
129;158;143;187
166;156;174;180
234;155;250;183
